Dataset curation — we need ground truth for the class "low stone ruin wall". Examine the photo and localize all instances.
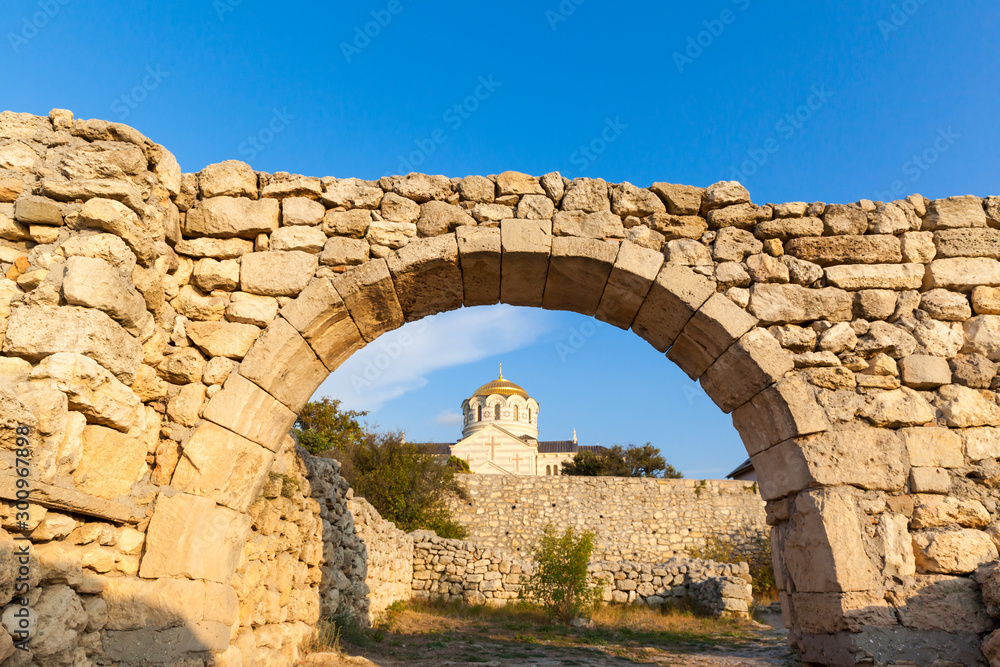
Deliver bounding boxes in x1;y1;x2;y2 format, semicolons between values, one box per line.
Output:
410;531;754;618
449;475;768;563
347;496;413;621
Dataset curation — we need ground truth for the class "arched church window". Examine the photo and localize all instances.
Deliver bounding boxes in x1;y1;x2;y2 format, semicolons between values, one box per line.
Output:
546;465;551;475
494;404;500;420
554;465;559;475
477;405;482;421
528;408;532;422
514;405;519;421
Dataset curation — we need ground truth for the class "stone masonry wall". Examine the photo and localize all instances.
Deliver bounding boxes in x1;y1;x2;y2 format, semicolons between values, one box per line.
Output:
448;475;768;562
347;496;413;622
411;531;753;618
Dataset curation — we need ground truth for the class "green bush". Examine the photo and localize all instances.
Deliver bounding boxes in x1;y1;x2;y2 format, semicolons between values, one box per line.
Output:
687;534;776;600
293;397;368;456
561;443;682;478
520;526;603;624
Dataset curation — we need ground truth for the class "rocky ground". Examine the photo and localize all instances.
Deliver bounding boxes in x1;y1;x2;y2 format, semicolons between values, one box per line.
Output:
302;603;794;666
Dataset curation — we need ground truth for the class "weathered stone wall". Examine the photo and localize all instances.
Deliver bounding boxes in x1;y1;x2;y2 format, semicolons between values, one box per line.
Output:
411;531;753;618
347;496;413;621
449;475;768;562
7;107;1000;663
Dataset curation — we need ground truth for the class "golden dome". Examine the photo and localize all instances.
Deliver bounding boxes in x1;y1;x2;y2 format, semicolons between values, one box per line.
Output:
473;365;529;399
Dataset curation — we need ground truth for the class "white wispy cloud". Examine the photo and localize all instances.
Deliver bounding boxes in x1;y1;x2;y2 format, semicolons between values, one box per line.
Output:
434;410;464;426
313;305;559;412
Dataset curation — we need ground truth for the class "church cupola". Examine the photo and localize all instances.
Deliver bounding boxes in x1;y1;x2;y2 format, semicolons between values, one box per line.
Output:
461;365;539;440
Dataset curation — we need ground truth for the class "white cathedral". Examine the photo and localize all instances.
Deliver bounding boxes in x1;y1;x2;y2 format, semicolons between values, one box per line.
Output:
426;366;603;476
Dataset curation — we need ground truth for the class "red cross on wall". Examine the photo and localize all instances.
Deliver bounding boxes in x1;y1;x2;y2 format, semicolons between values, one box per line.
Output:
509;453;524;473
485;437;501;461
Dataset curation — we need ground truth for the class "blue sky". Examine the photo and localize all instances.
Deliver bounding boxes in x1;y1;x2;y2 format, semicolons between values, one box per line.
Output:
4;1;998;476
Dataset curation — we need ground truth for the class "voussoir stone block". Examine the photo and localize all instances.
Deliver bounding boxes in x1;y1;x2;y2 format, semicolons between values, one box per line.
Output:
238;317;328;413
202;373;296;450
500;218;551;307
456;226;500;307
138;492;251;584
386;234;464;321
732;375;829;456
331;259;404;342
595;241;664;330
666;293;757;380
541;236;618;316
170;421;275;513
280;277;365;371
631;264;714;353
701;328;793;413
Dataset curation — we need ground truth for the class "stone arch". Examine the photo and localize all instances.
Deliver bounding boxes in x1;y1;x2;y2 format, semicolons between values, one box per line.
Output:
3;109;1000;664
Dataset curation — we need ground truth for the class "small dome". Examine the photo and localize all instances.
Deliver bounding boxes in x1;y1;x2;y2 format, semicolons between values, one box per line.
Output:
473;366;529;399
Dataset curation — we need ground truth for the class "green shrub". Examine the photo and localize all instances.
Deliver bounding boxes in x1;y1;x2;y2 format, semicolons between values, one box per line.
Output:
520;526;603;624
687;534;776;600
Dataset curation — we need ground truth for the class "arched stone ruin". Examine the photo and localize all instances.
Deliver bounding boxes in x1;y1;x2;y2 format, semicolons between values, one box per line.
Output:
2;108;1000;665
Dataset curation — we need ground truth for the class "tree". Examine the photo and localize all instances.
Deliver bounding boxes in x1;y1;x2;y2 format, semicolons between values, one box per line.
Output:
293;398;368;456
521;526;602;623
561;443;682;479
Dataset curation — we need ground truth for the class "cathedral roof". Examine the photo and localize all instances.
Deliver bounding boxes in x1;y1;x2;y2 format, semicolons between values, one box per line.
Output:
473;366;529;399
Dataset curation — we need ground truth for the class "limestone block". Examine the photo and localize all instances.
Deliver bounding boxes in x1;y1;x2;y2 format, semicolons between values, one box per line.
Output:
644;213;707;241
552;210;624;239
171;285;226;321
280;278;365;371
41;177;145;214
898;355;951;389
138;492;251;583
3;305;143;384
910;495;989;529
321;178;383;209
386;234;464;321
901;230;936;263
927;258;1000;291
171;422;275;512
320;237;369;266
879;512;917;578
973;286;1000;315
823;263;923;291
239;318;328;413
923;195;987;229
472;202;513;224
185;321;260;359
500;218;551;308
936;383;1000;427
191;258;240;292
745;253;789;283
784;235;902;266
73;425;146;499
541;237;618;316
322;209;373;241
912;529;998;574
701;328;793;413
732;376;829;456
747;284;853;325
460;175;496;203
59;233;136;277
782;488;878;593
753;427;907;500
76;197;154;264
199;160;257;198
381;192;422;222
858;387;935;427
261;174;322;198
934;227;1000;259
909;467;950;494
281;197;325;226
610;183;664;218
202;357;236;386
891;575;994;634
14;195;62;226
789;591;896;634
920;289;971;321
964;426;1000;461
226;292;279;327
103;577;206;630
240;250;317;297
184;197;278;239
665;238;713;267
595;241;664;329
711;228;761;262
701;181;750;213
631;264;714;353
417;201;475;237
332;259;404;342
157;347;206;384
166;382;205;427
174;237;253;260
755;216;823;240
27;352;140;432
820;205;866;236
667;293;757;380
650;182;704;215
202;373;296;449
517;194;555;220
561;178;610;212
456;226;500;307
394;173;452;202
899;427;964;468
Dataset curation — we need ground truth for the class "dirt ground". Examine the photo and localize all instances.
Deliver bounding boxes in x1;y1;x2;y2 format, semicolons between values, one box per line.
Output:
303;604;796;667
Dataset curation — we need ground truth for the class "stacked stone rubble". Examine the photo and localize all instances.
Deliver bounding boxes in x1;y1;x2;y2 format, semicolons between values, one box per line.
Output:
449;475;768;563
411;531;527;606
6;107;1000;663
347;496;412;622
